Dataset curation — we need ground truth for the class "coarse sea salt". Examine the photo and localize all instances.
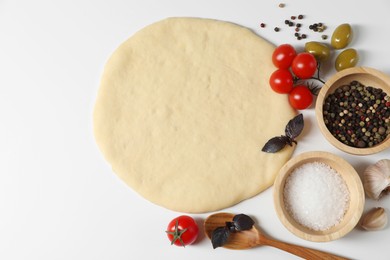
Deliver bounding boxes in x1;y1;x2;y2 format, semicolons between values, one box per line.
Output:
283;162;350;231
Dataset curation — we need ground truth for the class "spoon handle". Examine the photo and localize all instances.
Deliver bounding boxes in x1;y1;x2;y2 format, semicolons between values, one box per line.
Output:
261;236;349;260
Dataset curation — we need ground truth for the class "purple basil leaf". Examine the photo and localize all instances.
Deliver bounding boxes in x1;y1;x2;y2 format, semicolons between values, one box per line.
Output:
211;227;230;249
285;113;304;140
232;214;255;231
261;136;289;153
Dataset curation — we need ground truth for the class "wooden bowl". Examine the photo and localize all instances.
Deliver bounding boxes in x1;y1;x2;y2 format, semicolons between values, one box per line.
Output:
315;67;390;155
273;151;365;242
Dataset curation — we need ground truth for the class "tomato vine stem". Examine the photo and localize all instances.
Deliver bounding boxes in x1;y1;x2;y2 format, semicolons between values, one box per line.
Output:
310;62;325;84
292;62;325;84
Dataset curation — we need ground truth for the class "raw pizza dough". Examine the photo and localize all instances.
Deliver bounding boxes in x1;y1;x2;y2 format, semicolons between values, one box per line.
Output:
93;17;296;213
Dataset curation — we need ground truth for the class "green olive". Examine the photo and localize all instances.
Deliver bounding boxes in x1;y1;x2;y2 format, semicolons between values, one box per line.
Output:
304;41;330;61
335;48;359;71
331;23;353;49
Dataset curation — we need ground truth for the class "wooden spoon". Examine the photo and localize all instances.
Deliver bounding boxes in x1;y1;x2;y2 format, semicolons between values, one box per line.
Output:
204;213;349;260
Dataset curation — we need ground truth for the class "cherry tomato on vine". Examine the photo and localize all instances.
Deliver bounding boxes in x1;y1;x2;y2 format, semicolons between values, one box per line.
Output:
269;69;294;94
272;44;297;69
291;52;317;79
166;215;199;247
288;85;313;110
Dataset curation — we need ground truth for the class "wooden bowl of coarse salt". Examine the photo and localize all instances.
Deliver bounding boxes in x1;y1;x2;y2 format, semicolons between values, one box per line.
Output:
315;67;390;155
273;151;365;242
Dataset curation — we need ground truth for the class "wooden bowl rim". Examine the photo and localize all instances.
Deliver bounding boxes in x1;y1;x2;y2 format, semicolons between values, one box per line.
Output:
315;67;390;155
273;151;365;242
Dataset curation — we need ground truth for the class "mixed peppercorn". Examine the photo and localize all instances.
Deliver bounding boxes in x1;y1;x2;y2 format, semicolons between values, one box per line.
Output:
259;6;327;41
323;81;390;148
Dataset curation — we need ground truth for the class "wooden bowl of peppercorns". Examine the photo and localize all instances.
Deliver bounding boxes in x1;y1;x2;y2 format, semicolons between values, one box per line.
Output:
316;67;390;155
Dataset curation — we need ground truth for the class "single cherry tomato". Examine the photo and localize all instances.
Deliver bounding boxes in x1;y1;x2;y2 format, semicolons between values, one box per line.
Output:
272;44;297;69
269;69;294;94
166;215;199;247
289;85;313;110
291;52;317;79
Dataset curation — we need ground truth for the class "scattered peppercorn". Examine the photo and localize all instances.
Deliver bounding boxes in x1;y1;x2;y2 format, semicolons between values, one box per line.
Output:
309;22;326;33
322;35;328;40
323;81;390;148
261;6;324;41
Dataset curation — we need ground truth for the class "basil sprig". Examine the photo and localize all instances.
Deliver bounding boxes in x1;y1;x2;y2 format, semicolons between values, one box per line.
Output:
262;114;304;153
211;214;255;249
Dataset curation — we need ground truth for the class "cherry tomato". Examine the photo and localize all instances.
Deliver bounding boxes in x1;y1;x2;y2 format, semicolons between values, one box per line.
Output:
289;85;313;110
269;69;293;94
272;44;297;69
291;52;317;79
166;215;199;247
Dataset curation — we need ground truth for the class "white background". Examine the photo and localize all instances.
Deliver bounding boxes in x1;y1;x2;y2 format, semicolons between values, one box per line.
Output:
1;0;390;259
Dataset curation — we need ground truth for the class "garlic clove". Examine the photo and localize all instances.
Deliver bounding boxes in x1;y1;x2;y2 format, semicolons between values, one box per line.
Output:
360;207;387;231
363;159;390;200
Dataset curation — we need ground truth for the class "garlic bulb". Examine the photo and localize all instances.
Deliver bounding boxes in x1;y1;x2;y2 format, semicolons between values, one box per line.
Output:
363;159;390;200
360;207;387;231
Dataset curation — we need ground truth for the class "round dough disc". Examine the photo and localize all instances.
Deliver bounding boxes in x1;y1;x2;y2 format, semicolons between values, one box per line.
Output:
93;18;296;213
